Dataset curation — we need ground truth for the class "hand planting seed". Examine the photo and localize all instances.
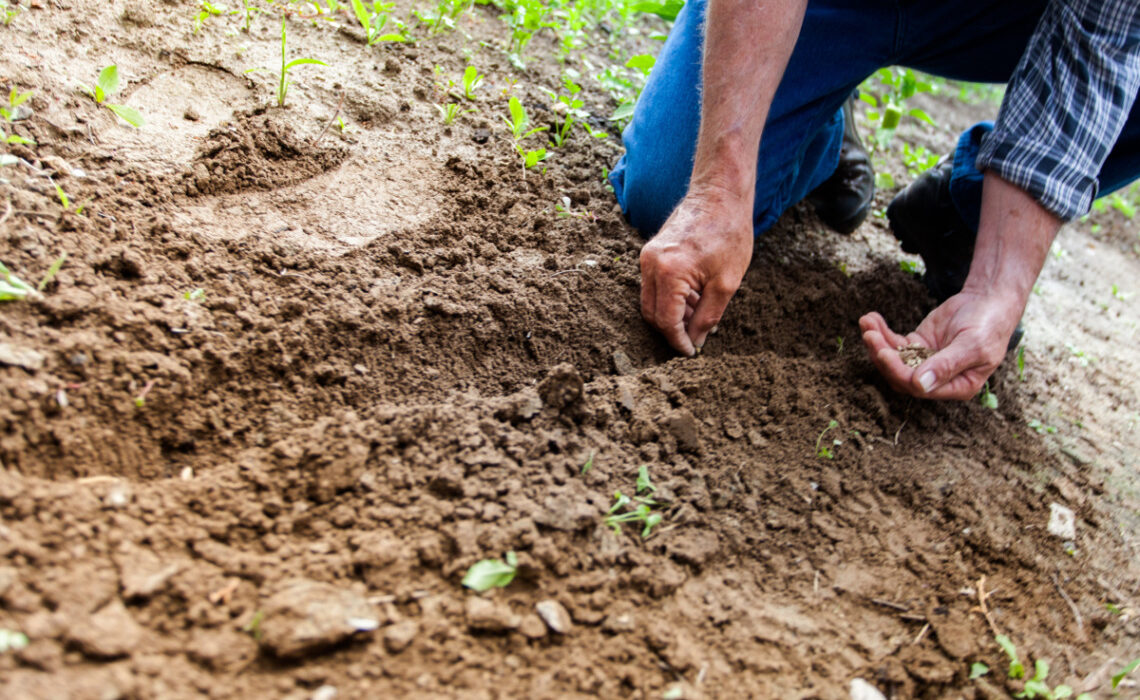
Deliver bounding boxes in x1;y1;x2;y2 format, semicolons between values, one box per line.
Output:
461;551;518;591
80;66;144;128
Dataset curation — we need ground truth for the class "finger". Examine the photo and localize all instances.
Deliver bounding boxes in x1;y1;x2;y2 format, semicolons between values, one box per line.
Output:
640;255;658;327
655;277;696;356
858;312;913;350
867;339;915;395
688;277;736;349
911;337;994;400
682;289;699;323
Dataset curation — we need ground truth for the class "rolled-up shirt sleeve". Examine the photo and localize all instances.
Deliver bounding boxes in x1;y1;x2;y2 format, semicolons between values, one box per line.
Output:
975;0;1140;221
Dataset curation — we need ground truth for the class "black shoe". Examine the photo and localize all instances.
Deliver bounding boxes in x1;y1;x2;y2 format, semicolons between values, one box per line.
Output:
887;159;1024;350
806;94;875;235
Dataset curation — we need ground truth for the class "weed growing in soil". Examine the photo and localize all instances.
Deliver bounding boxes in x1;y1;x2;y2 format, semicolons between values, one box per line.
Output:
1017;346;1026;381
462;65;484;100
1113;658;1140;690
38;252;65;291
462;551;518;591
815;419;839;459
275;19;327;107
979;382;998;410
436;102;463;124
415;0;471;33
969;662;989;679
1;0;23;24
992;636;1089;700
503;95;548;170
80;66;144;128
580;450;595;475
350;0;407;44
0;261;35;301
546;77;607;147
243;610;264;640
184;288;206;301
858;67;936;148
194;1;236;33
604;465;664;537
1;87;32;124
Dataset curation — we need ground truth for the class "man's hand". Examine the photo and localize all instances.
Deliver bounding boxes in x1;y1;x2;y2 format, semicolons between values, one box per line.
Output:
640;187;754;355
859;288;1022;400
862;172;1061;400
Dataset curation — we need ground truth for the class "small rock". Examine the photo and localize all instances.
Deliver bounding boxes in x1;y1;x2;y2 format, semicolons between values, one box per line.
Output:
1047;503;1076;540
611;351;635;376
849;678;887;700
535;599;573;634
617;383;635;412
518;613;547;639
747;430;768;448
383;620;418;653
66;600;144;659
311;685;338;700
663;410;701;452
258;579;381;658
465;597;519;632
183;106;201;122
68;352;88;366
602;610;636;634
121;559;183;600
0;343;45;371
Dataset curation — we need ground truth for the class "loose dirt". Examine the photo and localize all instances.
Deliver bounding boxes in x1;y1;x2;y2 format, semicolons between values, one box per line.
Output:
1;2;1138;699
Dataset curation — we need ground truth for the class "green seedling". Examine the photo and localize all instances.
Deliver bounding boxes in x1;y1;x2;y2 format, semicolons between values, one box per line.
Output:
462;65;483;100
503;95;545;140
546;77;607;147
858;67;936;149
243;610;264;640
1111;283;1132;301
603;466;666;537
1065;344;1094;367
1017;345;1026;381
415;0;470;33
836;336;845;354
461;551;518;591
996;634;1025;679
1113;658;1140;690
194;1;236;33
902;142;940;177
80;66;144;128
276;19;326;108
815;419;839;459
241;0;265;32
1027;418;1056;435
38;252;65;291
0;628;29;653
636;464;656;494
0;261;35;301
184;288;205;301
899;258;922;275
1;87;33;123
625;53;655;78
435;102;463;125
349;0;407;44
970;662;990;679
501;0;555;68
580;450;595;475
979;382;998;410
1;0;24;25
875;171;896;190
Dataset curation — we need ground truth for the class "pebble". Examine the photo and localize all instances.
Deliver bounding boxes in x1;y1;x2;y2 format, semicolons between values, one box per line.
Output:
0;343;45;371
1047;502;1076;540
517;614;547;639
611;350;635;376
258;579;381;658
535;599;573;635
311;686;337;700
382;620;418;653
465;597;519;632
849;679;887;700
66;600;144;659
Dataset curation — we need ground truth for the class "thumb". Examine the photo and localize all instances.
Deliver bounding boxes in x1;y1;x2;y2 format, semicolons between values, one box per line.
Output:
688;277;737;350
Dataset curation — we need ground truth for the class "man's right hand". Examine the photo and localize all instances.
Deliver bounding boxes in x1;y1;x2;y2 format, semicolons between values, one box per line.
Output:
639;186;755;356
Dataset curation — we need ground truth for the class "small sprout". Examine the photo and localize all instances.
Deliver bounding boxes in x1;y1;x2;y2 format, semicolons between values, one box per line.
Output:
1;87;32;123
276;19;327;108
0;628;29;653
1027;418;1057;435
624;53;655;78
435;102;462;125
194;1;236;33
462;65;483;100
875;171;896;190
815;419;839;459
184;288;205;301
1113;658;1140;689
461;551;518;591
995;634;1024;679
978;382;998;410
969;662;989;679
243;610;264;640
836;336;844;354
134;379;156;409
503;95;546;140
38;252;66;291
80;65;144;128
1016;345;1026;381
580;450;594;475
636;464;656;494
0;260;36;301
349;0;407;45
899;258;922;275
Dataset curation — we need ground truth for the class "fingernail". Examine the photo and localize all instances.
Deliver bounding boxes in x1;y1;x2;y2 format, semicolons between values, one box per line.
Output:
918;371;936;393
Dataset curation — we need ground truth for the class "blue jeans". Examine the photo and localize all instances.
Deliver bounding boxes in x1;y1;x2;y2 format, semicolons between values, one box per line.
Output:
610;0;1140;237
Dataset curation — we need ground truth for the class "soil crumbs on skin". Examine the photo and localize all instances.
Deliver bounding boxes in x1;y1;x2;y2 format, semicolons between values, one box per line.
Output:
2;3;1139;699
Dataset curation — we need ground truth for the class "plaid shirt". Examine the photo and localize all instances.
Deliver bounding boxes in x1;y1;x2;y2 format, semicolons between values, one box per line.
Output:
976;0;1140;220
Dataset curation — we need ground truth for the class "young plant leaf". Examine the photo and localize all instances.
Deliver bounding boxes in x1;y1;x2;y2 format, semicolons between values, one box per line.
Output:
636;464;656;494
969;662;989;679
1113;658;1140;689
107;104;144;128
609;102;635;121
995;634;1024;679
0;261;35;301
461;551;518;591
97;65;120;97
37;252;66;291
284;58;328;70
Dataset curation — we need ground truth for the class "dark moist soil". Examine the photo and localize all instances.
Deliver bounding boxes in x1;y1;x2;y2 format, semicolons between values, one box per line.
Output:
2;2;1139;699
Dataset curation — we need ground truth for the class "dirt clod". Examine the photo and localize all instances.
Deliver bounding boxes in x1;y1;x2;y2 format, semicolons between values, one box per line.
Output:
258;581;380;658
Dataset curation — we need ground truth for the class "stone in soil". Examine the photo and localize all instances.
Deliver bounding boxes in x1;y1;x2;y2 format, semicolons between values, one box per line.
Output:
465;596;519;632
257;579;380;658
535;599;573;634
65;600;144;659
382;620;419;653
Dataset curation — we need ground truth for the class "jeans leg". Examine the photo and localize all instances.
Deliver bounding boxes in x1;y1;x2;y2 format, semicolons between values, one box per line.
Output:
610;0;896;238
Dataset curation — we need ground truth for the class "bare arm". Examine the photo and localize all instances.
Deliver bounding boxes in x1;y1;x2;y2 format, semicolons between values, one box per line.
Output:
640;0;809;356
861;172;1061;399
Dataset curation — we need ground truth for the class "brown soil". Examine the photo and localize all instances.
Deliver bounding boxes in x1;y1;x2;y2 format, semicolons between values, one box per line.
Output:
2;2;1139;699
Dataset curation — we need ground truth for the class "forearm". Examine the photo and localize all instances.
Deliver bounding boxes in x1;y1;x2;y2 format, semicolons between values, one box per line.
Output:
690;0;808;202
962;173;1062;310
